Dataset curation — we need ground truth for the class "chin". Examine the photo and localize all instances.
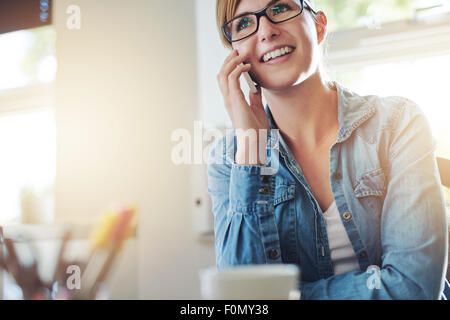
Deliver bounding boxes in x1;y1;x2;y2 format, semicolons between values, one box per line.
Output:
258;63;310;88
259;74;301;90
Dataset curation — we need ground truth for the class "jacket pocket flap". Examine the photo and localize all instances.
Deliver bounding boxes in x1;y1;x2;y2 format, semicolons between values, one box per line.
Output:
354;168;386;197
274;184;295;205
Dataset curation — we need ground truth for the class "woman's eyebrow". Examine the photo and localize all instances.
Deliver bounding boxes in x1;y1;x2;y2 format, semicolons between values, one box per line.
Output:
234;0;281;18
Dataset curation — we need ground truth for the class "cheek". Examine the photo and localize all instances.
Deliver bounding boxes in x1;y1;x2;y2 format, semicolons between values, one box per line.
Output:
294;33;317;66
233;40;257;62
232;42;245;54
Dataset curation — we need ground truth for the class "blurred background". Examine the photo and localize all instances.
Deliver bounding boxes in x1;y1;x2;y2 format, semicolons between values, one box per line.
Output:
0;0;449;299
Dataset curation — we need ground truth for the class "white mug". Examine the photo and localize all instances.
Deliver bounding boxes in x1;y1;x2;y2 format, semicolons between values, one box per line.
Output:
199;264;300;300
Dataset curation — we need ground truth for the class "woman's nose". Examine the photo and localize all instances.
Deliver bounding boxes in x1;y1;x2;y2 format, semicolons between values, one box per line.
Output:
257;16;280;42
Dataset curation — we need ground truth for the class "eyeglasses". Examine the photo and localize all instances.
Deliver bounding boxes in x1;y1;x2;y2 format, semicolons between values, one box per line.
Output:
222;0;316;43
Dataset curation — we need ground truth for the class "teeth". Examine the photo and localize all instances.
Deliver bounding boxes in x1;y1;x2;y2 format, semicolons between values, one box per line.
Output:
263;46;292;63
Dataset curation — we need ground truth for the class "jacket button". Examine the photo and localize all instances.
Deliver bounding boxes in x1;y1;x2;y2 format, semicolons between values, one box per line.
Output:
333;172;342;180
260;175;270;184
342;211;352;220
359;251;368;259
268;249;279;260
259;187;270;195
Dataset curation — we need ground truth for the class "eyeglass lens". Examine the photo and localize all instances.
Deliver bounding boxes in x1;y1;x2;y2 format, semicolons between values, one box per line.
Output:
225;0;303;42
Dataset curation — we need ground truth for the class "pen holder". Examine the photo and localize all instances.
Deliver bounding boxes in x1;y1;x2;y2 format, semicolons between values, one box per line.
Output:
0;206;136;300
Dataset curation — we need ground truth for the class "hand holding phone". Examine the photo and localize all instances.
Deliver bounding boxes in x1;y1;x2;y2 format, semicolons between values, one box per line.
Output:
240;63;258;94
217;50;269;165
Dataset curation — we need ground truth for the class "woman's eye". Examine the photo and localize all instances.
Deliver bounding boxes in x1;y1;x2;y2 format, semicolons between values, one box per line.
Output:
237;17;253;31
271;4;292;15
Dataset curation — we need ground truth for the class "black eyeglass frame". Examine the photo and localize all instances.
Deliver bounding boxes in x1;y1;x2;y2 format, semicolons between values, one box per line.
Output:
222;0;317;43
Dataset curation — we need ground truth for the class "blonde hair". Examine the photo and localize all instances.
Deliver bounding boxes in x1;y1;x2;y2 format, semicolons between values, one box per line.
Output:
216;0;240;49
215;0;335;89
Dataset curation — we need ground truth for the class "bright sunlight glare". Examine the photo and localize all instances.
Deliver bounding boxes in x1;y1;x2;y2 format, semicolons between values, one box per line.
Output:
336;54;450;159
0;110;56;224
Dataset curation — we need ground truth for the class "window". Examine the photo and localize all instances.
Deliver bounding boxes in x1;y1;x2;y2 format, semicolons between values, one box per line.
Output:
0;109;56;224
319;0;450;32
0;26;56;225
0;26;56;91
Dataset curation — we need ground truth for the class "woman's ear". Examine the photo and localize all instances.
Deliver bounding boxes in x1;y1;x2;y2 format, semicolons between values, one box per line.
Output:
314;11;328;44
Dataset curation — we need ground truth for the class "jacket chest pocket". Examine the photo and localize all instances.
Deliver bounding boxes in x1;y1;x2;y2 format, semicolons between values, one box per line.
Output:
274;182;296;219
274;177;296;206
353;168;386;214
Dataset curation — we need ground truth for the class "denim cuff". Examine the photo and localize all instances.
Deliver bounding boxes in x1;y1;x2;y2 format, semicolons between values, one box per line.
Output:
229;164;275;214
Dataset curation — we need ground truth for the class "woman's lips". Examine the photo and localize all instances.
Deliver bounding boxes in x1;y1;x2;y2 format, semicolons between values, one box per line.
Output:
262;50;294;65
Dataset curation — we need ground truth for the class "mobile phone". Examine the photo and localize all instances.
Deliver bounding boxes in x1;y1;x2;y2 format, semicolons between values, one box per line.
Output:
240;63;258;94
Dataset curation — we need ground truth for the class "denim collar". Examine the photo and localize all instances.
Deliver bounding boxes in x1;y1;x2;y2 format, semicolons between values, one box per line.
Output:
265;81;376;155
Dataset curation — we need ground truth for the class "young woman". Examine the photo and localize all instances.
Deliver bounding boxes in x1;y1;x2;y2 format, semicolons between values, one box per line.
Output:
208;0;448;299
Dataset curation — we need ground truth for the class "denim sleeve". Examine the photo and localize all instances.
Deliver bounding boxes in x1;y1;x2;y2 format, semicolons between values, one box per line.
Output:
301;103;448;300
207;136;282;268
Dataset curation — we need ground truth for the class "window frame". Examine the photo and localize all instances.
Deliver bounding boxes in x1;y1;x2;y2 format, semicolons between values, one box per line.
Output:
0;83;54;115
327;11;450;71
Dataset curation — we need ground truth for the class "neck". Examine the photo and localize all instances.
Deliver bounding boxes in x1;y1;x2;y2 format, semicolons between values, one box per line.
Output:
263;72;339;150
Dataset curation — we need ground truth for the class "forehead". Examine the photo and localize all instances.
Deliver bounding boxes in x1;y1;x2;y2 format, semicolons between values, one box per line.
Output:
234;0;280;17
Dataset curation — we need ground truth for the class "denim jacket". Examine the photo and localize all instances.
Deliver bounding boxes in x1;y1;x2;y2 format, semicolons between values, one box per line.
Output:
207;82;448;299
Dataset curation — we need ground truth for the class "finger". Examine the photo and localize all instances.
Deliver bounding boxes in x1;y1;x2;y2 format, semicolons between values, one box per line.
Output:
218;53;249;89
218;50;251;96
219;50;237;78
217;50;239;92
224;49;238;64
217;72;229;99
222;54;250;80
228;63;252;97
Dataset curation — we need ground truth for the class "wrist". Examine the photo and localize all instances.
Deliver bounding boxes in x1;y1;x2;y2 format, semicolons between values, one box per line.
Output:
234;129;268;165
235;145;267;166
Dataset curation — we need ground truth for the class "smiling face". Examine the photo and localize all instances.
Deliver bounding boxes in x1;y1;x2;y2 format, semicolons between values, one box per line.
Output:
230;0;326;90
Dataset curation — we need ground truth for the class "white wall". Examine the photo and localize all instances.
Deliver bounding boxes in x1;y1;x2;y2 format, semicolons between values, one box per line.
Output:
195;0;231;127
195;0;265;128
194;0;269;127
54;0;214;299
